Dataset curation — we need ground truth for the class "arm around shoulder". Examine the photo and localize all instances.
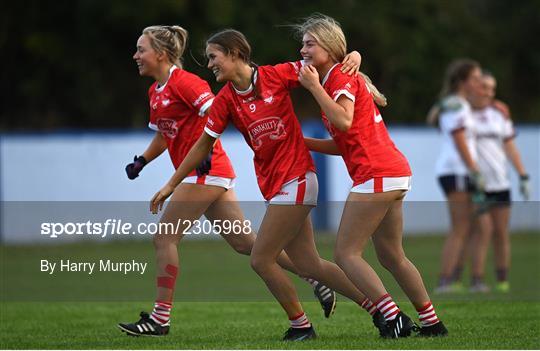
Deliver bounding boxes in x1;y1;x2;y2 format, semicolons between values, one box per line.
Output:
304;137;341;155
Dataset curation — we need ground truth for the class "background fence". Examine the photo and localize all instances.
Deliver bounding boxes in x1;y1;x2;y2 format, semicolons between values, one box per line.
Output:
2;123;538;243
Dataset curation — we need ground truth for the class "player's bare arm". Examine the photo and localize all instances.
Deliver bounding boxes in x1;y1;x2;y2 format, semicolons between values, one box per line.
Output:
503;139;527;177
340;51;361;75
150;132;216;213
451;130;479;173
503;138;530;199
142;132;168;162
304;137;340;155
299;65;354;131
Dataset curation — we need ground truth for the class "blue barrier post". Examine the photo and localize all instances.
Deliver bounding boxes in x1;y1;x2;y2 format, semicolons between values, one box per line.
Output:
302;121;328;231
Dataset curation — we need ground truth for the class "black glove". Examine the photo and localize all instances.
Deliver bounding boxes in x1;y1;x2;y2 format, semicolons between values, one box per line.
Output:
125;155;147;180
196;148;213;177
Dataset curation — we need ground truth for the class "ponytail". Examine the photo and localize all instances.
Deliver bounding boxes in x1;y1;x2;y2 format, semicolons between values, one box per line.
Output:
142;25;189;68
360;72;387;107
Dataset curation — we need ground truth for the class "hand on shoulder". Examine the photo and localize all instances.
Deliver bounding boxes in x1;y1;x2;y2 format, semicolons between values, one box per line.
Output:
492;99;511;119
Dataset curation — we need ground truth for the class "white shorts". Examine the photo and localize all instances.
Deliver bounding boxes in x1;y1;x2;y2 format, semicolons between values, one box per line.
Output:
182;175;235;190
268;171;318;206
351;176;411;193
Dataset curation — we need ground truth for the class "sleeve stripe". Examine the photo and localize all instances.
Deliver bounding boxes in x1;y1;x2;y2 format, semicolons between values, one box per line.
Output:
204;126;221;139
333;90;355;102
148;122;159;131
198;98;214;117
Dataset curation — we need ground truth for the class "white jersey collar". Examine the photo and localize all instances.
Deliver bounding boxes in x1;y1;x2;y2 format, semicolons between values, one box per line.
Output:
321;63;339;86
233;67;258;95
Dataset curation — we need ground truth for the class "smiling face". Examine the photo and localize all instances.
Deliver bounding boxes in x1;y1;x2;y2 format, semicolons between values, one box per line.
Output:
463;66;483;99
206;43;236;83
133;34;163;77
469;74;497;109
300;33;333;68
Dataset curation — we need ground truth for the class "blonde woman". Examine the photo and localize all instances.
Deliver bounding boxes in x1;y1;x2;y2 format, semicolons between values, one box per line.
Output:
149;29;390;341
118;25;338;337
293;14;447;338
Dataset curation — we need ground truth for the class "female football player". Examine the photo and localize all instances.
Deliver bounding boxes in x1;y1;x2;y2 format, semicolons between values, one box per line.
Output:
426;59;485;294
454;71;529;292
294;14;447;338
118;25;340;337
149;28;385;341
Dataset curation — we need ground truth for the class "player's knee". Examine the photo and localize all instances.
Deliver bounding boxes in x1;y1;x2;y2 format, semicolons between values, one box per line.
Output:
152;234;164;249
152;232;175;250
377;251;405;271
333;247;354;269
376;255;395;271
231;242;252;256
451;224;472;239
493;228;508;239
250;255;271;275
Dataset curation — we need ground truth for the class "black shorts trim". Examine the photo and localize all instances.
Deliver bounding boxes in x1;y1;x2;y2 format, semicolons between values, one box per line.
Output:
485;190;511;208
438;175;474;195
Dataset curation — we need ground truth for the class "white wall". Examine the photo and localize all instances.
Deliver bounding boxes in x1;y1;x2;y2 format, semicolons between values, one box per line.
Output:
1;126;538;243
0;131;263;202
325;126;539;233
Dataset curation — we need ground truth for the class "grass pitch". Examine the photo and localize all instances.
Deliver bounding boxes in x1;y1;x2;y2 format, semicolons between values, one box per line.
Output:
1;232;539;349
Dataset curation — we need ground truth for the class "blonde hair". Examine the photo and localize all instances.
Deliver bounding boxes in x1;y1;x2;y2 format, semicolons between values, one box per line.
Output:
295;13;346;63
294;13;387;107
142;25;188;68
359;72;387;107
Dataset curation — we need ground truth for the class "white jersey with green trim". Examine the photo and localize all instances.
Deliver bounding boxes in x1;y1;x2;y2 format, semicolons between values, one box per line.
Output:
435;95;477;177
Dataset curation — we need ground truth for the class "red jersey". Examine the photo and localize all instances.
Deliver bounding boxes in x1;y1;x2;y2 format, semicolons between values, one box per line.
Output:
148;65;235;178
321;64;411;185
204;63;315;200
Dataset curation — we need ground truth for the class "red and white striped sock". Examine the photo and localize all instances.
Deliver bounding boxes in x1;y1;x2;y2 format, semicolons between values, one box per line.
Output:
375;293;400;321
289;312;311;329
361;298;377;316
417;302;440;327
302;277;319;288
150;300;172;326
